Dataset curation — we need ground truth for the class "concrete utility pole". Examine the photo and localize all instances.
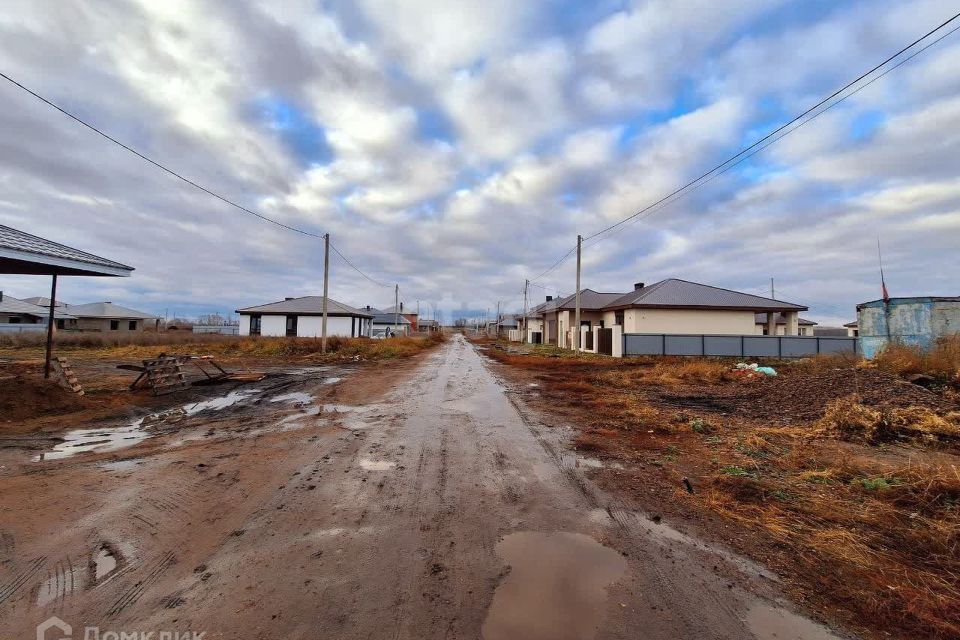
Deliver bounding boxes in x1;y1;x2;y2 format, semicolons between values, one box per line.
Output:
770;277;775;300
496;300;501;339
394;284;399;335
523;279;529;344
321;233;330;353
574;234;582;352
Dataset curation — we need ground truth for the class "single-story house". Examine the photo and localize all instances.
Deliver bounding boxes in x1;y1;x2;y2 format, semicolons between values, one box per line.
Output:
364;306;412;337
856;296;959;358
58;301;157;332
418;319;441;332
381;304;419;331
844;321;859;338
534;278;808;350
754;312;817;336
237;296;373;338
0;293;75;331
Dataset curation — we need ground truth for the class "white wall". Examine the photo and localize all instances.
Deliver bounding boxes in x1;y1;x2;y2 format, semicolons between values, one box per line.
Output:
297;316;353;338
239;314;251;336
626;309;756;334
261;315;287;337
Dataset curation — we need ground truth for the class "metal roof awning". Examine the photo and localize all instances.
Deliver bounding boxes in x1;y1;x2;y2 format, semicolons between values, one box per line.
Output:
0;224;134;379
0;224;134;277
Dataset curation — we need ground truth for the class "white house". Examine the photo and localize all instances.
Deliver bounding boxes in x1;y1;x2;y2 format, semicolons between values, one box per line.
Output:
363;306;412;337
237;296;373;338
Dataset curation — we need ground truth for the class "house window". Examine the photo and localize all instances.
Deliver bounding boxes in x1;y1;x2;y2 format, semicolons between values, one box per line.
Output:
9;317;21;324
249;315;262;336
128;320;138;331
110;320;119;331
56;319;65;329
285;315;298;337
615;311;624;327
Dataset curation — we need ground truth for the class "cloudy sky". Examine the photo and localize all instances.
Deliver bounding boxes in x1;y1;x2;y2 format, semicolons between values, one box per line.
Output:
1;0;958;325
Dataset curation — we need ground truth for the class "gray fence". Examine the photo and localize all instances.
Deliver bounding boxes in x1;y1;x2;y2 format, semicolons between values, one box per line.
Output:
622;333;858;358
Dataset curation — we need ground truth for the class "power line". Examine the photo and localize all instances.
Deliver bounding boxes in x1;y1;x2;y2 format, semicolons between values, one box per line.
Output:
579;18;960;254
328;241;392;288
580;10;960;247
0;70;327;239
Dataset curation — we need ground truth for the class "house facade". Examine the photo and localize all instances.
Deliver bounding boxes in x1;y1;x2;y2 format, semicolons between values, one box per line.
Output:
237;296;373;338
20;297;153;331
0;293;75;332
531;279;808;350
753;312;817;336
365;306;412;337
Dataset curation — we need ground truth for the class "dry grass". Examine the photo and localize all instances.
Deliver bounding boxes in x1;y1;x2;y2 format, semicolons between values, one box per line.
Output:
872;334;960;380
0;332;445;362
602;358;730;387
815;396;960;444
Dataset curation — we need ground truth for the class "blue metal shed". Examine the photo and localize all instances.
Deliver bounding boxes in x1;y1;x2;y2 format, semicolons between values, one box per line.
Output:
856;296;960;358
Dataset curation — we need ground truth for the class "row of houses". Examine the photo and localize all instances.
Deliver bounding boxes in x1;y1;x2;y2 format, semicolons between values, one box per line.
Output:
0;292;156;333
235;297;440;338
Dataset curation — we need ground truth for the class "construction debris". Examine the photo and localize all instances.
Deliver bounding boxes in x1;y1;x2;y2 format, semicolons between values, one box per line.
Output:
120;353;266;395
51;357;84;396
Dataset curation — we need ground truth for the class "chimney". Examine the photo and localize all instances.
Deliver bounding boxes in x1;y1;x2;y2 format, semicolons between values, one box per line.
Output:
546;296;553;302
285;297;295;301
400;302;404;312
634;282;645;291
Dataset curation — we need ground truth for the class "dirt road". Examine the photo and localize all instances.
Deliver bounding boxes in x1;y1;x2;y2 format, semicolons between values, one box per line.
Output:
1;335;843;639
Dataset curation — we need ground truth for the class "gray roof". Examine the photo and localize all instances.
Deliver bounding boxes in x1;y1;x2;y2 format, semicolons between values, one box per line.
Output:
555;289;626;311
65;301;156;320
607;279;806;312
0;294;75;319
371;312;411;325
23;296;67;307
753;313;816;326
381;305;416;315
237;296;372;317
0;224;133;277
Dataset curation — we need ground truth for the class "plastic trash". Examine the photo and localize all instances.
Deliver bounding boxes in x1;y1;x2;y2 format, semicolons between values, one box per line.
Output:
756;366;777;376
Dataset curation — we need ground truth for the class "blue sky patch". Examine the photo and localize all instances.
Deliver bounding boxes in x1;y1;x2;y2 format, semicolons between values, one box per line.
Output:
256;95;332;167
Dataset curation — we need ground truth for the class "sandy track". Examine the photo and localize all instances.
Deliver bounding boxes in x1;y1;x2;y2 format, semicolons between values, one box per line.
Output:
0;336;843;639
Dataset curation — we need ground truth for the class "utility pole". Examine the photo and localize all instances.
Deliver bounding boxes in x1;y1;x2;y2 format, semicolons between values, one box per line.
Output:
394;284;399;335
321;233;330;353
496;300;501;340
43;275;57;379
770;277;775;299
523;279;529;344
574;234;582;352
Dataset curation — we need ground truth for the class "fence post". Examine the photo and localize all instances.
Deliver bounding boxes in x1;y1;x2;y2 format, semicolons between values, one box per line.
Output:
701;334;706;357
662;334;666;356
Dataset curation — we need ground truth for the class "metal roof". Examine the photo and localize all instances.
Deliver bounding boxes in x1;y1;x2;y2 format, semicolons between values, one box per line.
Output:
0;294;75;319
236;296;373;317
371;312;411;325
753;312;817;326
606;279;807;311
554;289;627;311
0;225;133;277
64;302;156;320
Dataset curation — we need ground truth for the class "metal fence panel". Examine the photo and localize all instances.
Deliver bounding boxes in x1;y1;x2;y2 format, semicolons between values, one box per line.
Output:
665;335;703;356
781;337;818;358
742;336;781;357
623;334;664;355
623;333;857;358
703;335;742;357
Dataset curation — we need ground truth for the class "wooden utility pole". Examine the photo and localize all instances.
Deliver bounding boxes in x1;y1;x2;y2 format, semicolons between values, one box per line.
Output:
523;279;529;344
43;274;58;379
321;233;330;353
574;234;582;352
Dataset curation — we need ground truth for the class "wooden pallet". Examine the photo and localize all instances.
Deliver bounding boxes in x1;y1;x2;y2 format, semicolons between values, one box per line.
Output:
143;356;190;396
52;357;84;396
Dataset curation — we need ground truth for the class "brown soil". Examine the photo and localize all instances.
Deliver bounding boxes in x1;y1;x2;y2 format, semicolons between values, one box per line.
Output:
482;343;960;640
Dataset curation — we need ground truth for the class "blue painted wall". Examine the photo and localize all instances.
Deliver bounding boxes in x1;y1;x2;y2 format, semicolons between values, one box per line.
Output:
857;298;960;358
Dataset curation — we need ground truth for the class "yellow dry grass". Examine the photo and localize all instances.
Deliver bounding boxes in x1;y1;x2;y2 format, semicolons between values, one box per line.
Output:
815;396;960;443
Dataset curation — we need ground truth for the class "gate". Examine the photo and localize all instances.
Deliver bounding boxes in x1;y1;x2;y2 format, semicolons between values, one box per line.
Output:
597;328;613;355
583;330;593;350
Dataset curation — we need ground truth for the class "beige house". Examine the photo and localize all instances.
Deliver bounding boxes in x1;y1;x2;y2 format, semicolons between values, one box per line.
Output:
533;279;808;350
844;321;859;337
753;312;817;336
64;301;156;332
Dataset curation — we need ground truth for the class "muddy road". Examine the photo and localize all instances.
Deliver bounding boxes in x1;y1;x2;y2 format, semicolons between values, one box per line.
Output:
1;335;843;639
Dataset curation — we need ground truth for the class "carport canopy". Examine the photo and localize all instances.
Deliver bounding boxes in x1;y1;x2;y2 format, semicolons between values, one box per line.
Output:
0;224;134;377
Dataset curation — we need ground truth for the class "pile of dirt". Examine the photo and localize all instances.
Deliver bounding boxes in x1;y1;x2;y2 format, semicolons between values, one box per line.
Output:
650;367;956;424
0;368;89;422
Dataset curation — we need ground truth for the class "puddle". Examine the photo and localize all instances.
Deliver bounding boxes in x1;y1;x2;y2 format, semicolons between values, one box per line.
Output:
98;458;144;472
358;459;396;471
481;531;627;640
34;420;152;461
184;390;254;415
270;392;314;404
324;377;342;384
91;545;120;582
746;604;839;640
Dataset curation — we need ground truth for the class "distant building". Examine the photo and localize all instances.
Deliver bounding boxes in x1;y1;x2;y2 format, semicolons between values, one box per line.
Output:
237;296;373;338
21;297;155;332
364;306;412;337
753;312;817;336
843;321;859;338
0;293;74;332
856;296;960;358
